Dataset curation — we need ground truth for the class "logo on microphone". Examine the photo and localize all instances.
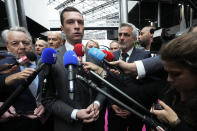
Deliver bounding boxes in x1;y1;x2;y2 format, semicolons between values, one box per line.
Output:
53;53;57;61
73;53;77;59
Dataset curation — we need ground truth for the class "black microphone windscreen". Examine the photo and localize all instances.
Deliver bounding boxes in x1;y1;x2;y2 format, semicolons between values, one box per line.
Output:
25;52;37;61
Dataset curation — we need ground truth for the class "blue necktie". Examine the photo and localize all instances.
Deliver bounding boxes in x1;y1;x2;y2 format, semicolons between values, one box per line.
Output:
20;63;38;98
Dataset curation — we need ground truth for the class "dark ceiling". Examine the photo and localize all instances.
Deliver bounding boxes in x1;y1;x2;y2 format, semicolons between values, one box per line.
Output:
128;0;197;29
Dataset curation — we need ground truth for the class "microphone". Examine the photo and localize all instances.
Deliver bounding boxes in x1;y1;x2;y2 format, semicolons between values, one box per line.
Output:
76;74;167;130
8;52;37;68
88;48;122;72
27;48;57;82
73;43;86;65
65;50;151;115
0;48;57;117
63;50;78;100
73;43;85;57
101;50;114;62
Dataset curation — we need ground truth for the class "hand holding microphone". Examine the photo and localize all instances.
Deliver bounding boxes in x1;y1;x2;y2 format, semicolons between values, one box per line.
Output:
0;52;37;74
0;64;18;75
5;68;35;86
109;60;138;77
0;48;57;117
8;52;37;68
88;48;123;73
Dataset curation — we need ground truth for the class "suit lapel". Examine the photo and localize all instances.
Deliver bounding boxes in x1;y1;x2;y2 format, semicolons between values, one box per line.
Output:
113;50;121;60
128;47;138;63
57;46;67;66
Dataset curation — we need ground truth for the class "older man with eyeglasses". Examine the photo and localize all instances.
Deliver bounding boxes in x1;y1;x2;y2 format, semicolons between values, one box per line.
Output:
0;27;45;131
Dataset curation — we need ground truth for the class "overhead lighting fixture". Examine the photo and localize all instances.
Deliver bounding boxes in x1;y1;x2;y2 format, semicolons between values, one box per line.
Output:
55;0;75;10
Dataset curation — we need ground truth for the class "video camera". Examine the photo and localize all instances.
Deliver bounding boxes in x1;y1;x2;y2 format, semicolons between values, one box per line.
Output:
150;28;190;54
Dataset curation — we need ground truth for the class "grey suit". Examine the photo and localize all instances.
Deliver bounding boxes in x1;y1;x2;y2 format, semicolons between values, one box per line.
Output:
42;45;105;131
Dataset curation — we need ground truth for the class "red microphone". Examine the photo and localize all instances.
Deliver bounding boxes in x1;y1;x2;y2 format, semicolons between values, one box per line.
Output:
8;52;37;68
73;43;85;64
74;43;85;56
101;50;114;62
101;49;123;74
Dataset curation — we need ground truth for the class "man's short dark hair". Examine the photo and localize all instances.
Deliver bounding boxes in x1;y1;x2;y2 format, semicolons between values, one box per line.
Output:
60;6;82;26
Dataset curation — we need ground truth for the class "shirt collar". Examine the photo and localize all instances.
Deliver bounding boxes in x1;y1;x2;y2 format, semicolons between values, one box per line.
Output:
121;47;134;58
64;40;74;50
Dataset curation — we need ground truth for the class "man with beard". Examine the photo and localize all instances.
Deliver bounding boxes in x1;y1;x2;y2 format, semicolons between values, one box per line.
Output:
107;23;152;131
139;26;156;51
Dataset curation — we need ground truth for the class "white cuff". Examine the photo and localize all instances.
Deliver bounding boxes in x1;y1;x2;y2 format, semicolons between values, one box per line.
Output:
135;60;146;79
71;109;78;120
94;101;100;108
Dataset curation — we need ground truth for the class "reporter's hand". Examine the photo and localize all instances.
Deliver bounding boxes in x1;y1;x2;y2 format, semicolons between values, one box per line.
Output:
109;60;137;77
82;62;103;74
150;100;180;126
0;64;18;75
5;68;35;86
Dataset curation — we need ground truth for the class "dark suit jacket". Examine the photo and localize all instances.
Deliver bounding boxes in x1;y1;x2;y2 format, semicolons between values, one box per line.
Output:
106;48;152;130
142;56;164;76
0;55;43;131
42;45;105;131
108;48;151;106
0;55;42;110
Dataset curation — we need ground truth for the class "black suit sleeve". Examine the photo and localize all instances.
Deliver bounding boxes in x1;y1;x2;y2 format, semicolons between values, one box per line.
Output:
41;72;74;123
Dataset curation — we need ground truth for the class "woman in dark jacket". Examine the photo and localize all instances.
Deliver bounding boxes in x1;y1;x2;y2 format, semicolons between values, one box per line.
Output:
151;32;197;131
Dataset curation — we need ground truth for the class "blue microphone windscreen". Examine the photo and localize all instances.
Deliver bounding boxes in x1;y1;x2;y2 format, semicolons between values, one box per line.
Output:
41;48;57;64
88;48;105;62
63;50;78;66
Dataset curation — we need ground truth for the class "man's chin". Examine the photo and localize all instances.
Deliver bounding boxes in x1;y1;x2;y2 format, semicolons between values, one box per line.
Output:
119;46;126;50
73;39;82;44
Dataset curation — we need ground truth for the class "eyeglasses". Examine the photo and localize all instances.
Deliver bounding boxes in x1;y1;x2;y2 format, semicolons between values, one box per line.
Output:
110;48;119;50
48;38;58;41
8;40;31;47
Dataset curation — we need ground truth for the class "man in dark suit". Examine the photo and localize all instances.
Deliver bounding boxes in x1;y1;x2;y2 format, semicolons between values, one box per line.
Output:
107;23;152;131
42;6;106;131
0;27;45;131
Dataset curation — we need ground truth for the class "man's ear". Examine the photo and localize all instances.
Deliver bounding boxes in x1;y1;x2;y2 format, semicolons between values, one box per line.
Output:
61;25;64;32
6;43;10;52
